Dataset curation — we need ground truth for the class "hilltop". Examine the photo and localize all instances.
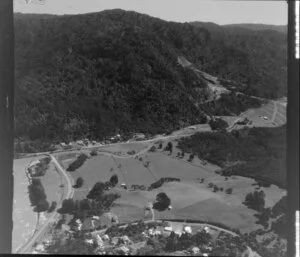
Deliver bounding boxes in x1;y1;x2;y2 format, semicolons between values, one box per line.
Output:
14;9;287;144
223;23;287;33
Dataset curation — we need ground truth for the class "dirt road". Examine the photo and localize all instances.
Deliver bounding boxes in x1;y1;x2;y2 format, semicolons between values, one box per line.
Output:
17;154;74;254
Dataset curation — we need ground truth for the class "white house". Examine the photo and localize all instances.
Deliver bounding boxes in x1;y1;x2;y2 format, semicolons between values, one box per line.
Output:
92;216;100;220
35;244;45;252
192;247;200;254
119;246;130;255
164;226;173;232
102;234;110;241
85;239;94;245
183;226;192;234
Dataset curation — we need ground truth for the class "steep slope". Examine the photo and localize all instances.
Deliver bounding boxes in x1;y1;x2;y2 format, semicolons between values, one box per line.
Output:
14;9;287;144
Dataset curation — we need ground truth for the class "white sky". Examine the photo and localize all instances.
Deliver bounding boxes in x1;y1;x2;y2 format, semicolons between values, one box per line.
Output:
14;0;287;26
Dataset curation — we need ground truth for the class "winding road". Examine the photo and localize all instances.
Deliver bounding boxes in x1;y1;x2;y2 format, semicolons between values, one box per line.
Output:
16;154;74;254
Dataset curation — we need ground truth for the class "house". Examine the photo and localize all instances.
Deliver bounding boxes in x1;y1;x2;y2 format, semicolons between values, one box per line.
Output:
102;234;110;241
61;224;70;232
111;237;119;246
164;226;173;232
77;140;84;146
167;205;173;210
192;247;200;254
92;216;100;221
85;239;94;245
35;244;45;252
82;217;101;231
183;226;192;234
120;183;127;189
96;235;104;247
60;142;67;147
153;230;162;236
120;235;132;245
133;133;146;140
119;246;130;255
174;230;182;236
204;226;210;233
75;219;82;224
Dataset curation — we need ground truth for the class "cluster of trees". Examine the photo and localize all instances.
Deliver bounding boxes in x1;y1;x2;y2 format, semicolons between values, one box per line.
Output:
207;182;228;193
44;230;97;254
106;220;149;242
201;92;263;116
14;10;286;145
66;154;89;172
148;177;180;190
164;142;173;154
243;190;266;212
240;230;287;257
208;117;229;131
130;184;146;191
58;194;120;218
152;192;171;211
177;125;286;188
28;156;51;177
58;176;120;219
243;191;287;235
90;150;98;156
28;178;50;222
14;140;56;154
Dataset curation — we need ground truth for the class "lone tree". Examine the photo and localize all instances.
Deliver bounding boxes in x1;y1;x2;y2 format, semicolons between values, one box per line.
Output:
86;182;105;200
47;201;57;213
165;142;173;154
153;192;171;212
188;153;195;162
73;177;84;188
225;188;233;194
109;175;118;187
90;150;98;156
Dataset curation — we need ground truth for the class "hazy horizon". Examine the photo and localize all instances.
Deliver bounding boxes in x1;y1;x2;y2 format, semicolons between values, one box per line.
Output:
14;0;287;26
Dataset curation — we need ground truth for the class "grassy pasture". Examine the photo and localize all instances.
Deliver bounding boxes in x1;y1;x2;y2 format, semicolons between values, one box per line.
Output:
57;137;286;233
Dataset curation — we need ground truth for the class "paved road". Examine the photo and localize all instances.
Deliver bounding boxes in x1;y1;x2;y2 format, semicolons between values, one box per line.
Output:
17;154;74;254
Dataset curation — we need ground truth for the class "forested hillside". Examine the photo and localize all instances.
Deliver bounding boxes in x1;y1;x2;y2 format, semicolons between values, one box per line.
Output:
14;10;287;144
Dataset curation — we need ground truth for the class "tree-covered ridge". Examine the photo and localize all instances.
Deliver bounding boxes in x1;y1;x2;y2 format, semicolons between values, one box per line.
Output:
14;9;286;143
177;125;286;188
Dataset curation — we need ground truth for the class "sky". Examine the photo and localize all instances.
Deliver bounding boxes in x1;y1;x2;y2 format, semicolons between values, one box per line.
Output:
14;0;287;26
